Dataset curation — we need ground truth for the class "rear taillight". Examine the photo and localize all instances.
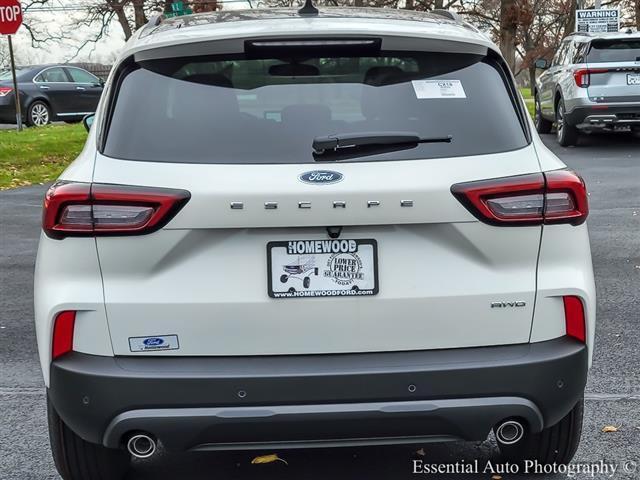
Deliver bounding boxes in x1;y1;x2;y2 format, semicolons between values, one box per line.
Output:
52;311;76;360
0;86;12;97
451;170;588;226
542;170;589;225
43;182;190;239
573;68;608;88
563;296;586;343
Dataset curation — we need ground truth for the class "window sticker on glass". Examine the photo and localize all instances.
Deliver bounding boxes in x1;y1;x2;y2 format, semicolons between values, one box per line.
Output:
412;80;467;99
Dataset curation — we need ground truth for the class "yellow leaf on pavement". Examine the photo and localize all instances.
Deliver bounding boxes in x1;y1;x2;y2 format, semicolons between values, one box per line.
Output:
601;425;619;433
492;475;503;480
251;454;288;465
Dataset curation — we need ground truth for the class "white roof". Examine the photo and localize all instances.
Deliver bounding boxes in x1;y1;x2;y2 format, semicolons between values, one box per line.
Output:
568;30;640;42
118;8;497;60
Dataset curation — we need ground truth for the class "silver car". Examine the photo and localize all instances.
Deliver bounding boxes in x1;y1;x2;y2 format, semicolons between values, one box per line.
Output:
534;31;640;146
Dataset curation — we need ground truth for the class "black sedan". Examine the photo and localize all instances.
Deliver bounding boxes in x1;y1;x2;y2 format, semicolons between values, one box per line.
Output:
0;65;103;127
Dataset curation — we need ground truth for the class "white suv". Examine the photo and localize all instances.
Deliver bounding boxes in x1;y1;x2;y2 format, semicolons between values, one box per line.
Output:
534;31;640;146
35;7;595;479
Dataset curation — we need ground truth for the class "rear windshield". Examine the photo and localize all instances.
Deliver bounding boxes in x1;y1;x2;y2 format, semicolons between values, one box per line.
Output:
103;52;528;164
588;39;640;63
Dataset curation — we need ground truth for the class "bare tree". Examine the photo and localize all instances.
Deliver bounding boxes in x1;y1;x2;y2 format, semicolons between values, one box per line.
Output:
191;0;219;13
562;0;577;36
500;0;517;71
516;0;574;90
0;40;9;68
133;0;148;27
618;0;640;28
15;0;638;69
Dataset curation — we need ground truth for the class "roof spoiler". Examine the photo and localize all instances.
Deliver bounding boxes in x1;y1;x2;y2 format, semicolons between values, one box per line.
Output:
431;9;481;34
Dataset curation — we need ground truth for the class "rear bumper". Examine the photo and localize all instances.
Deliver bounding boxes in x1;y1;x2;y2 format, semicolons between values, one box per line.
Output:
566;104;640;127
48;337;587;451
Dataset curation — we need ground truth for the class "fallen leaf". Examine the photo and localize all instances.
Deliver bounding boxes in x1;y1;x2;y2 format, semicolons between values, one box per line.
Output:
492;475;503;480
251;454;288;466
416;448;426;456
602;425;619;433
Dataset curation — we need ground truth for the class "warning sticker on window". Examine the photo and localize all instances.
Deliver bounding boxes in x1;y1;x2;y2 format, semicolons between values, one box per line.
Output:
412;80;467;99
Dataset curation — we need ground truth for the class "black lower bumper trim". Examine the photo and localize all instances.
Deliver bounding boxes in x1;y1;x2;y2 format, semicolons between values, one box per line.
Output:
103;396;542;451
48;337;587;451
566;105;640;126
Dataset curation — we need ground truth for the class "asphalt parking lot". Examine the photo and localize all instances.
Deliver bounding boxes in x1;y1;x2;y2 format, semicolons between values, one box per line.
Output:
0;132;638;480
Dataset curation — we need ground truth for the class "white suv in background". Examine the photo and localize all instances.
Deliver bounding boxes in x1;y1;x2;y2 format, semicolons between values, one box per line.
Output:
535;31;640;146
35;7;595;479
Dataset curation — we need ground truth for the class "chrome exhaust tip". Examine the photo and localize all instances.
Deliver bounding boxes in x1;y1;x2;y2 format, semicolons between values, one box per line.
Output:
126;433;157;459
495;420;525;445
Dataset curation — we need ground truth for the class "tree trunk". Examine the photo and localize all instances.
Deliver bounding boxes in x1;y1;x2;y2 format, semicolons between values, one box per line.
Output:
405;0;414;9
434;0;444;8
500;0;518;72
564;0;577;36
636;0;640;30
354;0;364;6
529;64;536;94
112;3;132;40
133;0;146;30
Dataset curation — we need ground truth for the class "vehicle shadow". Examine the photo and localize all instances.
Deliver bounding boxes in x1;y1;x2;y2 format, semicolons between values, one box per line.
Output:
540;130;639;150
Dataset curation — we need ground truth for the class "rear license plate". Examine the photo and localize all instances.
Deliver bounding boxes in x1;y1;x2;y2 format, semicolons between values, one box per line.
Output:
267;239;378;299
627;74;640;85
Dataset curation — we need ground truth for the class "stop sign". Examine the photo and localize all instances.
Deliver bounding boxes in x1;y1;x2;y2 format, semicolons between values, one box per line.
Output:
0;0;22;35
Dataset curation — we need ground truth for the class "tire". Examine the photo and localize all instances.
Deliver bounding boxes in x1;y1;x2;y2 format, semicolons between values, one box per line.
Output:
556;98;579;147
26;100;52;127
48;395;130;480
534;94;552;134
303;276;311;288
498;397;584;466
280;274;288;283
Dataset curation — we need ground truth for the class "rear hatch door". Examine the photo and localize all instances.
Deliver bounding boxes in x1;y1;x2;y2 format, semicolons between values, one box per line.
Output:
93;41;541;356
586;37;640;102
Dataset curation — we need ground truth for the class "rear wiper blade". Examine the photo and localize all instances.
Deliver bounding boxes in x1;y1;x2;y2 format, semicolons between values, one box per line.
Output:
312;132;452;158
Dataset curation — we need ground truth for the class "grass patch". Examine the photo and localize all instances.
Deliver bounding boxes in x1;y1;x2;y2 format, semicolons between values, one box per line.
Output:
0;124;87;190
519;87;532;99
518;87;535;118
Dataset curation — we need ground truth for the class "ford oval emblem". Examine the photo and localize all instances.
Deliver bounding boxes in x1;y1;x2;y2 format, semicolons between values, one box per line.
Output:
299;170;343;185
143;337;165;347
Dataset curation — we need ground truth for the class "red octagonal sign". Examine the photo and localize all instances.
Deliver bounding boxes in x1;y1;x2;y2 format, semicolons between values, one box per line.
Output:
0;0;22;35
